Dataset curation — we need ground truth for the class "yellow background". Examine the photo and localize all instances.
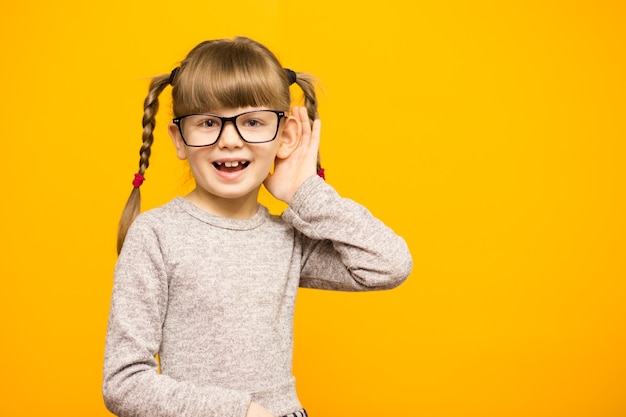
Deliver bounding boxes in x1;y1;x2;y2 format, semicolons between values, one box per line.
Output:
1;1;624;416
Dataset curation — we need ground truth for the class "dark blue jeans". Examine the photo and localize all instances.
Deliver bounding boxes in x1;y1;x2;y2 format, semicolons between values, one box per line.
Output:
282;410;308;417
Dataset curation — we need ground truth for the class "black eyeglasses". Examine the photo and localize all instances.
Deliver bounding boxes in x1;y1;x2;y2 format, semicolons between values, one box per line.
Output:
172;110;286;147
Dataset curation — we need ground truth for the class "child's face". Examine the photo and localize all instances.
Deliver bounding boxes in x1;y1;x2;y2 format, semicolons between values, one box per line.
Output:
168;106;290;214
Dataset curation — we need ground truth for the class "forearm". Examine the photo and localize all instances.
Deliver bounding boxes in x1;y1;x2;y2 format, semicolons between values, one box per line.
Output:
283;176;413;290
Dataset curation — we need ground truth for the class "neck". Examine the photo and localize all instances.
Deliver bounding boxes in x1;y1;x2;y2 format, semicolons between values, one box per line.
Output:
185;188;260;219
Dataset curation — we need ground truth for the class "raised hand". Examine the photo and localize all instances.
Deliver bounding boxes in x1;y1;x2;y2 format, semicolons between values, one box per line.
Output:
264;106;321;204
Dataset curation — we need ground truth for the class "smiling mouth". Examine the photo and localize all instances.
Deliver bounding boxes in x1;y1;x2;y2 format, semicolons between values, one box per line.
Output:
213;161;250;172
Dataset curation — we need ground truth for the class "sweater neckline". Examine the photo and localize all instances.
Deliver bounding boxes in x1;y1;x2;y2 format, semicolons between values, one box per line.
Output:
172;197;268;231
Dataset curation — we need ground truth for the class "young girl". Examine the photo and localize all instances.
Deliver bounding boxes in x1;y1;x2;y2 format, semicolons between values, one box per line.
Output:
103;36;412;417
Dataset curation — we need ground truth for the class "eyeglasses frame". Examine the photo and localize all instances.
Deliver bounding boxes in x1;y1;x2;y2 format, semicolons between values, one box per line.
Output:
172;110;286;147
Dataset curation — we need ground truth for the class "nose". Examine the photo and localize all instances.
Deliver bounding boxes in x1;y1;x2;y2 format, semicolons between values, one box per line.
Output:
217;121;244;148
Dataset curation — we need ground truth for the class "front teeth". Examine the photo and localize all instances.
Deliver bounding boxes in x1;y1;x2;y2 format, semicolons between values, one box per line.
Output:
216;161;245;168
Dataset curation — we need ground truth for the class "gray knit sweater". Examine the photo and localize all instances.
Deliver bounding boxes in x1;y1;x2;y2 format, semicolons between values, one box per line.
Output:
103;175;412;417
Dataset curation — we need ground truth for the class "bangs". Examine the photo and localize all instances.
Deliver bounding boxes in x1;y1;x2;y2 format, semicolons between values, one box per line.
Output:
172;40;291;116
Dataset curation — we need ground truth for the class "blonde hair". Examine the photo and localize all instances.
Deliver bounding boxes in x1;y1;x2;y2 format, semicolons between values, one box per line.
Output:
117;37;319;254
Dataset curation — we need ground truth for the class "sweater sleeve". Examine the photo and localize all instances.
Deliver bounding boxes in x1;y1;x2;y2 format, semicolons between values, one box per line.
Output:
102;215;252;417
282;175;413;291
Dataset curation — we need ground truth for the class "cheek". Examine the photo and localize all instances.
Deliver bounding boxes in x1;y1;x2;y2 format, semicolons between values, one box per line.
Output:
258;146;279;167
255;154;276;174
185;149;212;172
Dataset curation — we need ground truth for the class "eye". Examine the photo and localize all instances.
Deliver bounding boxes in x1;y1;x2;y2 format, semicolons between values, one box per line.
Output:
187;115;222;131
201;117;219;128
242;117;264;128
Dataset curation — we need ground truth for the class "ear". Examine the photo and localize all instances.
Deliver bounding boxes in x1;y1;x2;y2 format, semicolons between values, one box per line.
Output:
168;123;188;160
276;115;301;159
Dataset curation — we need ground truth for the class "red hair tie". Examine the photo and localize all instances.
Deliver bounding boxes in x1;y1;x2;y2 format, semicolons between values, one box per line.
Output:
317;168;325;181
132;173;145;188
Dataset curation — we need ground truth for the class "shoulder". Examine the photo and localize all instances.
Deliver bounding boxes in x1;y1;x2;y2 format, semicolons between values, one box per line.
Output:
126;198;185;237
119;199;188;258
137;197;188;223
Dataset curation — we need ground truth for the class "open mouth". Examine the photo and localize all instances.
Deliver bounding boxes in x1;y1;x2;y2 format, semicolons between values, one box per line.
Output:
213;160;250;173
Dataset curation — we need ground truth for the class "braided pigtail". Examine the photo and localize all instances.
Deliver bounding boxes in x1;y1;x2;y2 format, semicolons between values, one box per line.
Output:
116;72;171;254
286;69;323;176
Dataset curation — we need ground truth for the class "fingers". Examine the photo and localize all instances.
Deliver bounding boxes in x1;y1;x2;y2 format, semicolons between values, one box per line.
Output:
292;106;321;150
294;106;310;140
311;118;321;148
